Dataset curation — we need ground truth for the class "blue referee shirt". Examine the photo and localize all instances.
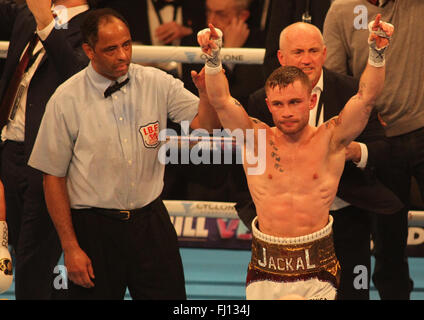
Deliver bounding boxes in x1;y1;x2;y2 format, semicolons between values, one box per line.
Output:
29;63;199;209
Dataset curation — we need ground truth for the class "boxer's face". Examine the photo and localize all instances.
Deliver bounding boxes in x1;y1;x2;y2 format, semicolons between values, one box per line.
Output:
83;17;132;81
278;26;326;88
266;80;316;136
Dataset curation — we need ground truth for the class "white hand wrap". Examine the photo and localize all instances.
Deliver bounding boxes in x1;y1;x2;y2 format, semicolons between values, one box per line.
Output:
368;20;394;67
198;27;223;74
0;221;13;294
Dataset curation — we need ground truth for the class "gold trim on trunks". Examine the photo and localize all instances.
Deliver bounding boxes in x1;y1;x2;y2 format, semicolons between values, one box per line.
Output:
249;216;340;282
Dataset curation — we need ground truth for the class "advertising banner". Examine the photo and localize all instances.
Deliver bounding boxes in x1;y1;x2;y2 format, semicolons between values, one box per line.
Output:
166;201;424;257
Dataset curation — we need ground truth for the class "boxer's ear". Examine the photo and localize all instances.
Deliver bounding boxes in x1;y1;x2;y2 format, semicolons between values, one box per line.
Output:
265;98;273;113
310;93;317;110
277;50;284;66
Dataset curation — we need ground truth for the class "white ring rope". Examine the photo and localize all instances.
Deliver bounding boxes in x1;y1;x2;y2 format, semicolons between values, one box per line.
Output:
165;135;238;151
408;211;424;227
164;200;424;227
164;200;239;219
0;41;265;64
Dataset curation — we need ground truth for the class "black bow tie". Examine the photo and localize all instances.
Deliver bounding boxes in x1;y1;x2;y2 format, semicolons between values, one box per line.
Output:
152;0;181;10
104;77;130;98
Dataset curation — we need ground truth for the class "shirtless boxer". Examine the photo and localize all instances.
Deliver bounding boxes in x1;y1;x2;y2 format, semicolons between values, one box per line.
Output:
198;15;393;300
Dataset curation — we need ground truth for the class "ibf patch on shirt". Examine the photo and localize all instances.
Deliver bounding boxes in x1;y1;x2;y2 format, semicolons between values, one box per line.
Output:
139;121;160;148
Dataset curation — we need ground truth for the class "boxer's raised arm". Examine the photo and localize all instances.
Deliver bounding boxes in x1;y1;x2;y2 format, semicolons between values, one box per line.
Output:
330;15;393;148
198;24;253;132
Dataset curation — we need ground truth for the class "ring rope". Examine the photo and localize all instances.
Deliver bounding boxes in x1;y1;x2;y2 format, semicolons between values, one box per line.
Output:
164;200;424;227
164;200;239;219
0;42;265;64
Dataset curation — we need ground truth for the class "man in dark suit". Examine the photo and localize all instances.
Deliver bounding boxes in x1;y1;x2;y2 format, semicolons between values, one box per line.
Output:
99;0;205;47
0;0;91;299
238;22;403;299
180;0;266;203
185;0;265;107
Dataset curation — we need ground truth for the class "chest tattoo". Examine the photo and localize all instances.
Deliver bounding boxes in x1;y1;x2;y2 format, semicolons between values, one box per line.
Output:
269;141;284;173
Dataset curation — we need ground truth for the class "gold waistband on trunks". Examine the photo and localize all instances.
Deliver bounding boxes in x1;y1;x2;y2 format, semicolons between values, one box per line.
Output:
250;216;339;278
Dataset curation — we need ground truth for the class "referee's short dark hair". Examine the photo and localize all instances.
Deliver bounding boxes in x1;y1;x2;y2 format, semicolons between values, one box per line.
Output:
81;8;130;48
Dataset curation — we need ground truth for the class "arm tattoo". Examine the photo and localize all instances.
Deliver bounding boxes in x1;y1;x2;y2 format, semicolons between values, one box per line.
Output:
334;111;343;126
357;82;374;113
233;99;242;107
324;113;343;129
358;82;366;97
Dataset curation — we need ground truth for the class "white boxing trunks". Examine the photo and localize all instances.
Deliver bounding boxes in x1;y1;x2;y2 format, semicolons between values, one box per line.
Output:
246;216;341;300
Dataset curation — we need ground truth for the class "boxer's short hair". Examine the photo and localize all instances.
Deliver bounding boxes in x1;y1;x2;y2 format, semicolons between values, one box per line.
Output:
265;66;312;95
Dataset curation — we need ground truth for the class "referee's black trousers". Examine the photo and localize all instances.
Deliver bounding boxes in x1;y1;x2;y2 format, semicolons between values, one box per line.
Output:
68;198;186;300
